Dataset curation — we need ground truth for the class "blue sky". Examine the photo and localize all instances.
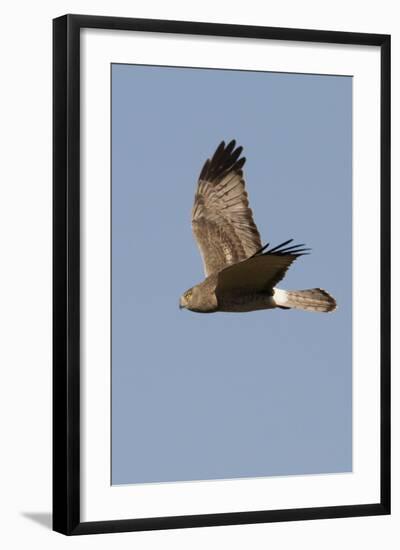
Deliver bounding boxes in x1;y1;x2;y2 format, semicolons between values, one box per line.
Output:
111;64;352;484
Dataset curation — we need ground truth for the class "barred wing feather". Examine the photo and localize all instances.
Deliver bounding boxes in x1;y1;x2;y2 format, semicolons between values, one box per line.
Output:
192;140;262;276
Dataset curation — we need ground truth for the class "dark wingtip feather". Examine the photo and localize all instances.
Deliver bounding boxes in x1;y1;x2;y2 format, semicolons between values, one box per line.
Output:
201;140;246;183
253;239;311;258
225;139;236;154
211;141;227;164
236;156;246;171
230;145;243;164
267;239;294;254
199;158;210;180
250;242;270;258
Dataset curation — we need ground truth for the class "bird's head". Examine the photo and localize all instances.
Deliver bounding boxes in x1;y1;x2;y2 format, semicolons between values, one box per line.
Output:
179;283;217;313
179;287;195;310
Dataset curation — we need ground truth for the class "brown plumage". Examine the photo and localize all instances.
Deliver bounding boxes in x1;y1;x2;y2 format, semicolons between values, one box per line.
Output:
192;140;261;276
179;140;336;314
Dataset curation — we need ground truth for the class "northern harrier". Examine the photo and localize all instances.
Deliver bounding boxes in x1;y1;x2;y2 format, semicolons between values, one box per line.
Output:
179;140;336;314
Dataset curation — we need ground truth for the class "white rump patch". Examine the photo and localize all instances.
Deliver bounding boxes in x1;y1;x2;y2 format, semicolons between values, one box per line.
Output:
273;288;288;307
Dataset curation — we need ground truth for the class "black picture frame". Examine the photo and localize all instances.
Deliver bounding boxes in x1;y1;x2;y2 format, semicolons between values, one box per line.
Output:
53;14;391;536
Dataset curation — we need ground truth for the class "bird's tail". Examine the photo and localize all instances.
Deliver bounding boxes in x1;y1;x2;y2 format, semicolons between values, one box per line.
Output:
274;288;337;313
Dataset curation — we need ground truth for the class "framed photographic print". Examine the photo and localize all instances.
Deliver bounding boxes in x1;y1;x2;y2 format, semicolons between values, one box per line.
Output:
53;14;390;535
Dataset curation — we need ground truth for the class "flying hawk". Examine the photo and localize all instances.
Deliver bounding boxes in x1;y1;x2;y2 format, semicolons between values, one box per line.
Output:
179;140;336;314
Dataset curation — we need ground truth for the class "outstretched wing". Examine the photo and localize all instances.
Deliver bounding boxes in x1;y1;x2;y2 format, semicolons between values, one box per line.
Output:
216;240;310;294
192;140;262;277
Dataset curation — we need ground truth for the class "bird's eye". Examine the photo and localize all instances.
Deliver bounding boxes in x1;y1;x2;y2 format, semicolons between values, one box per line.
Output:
185;290;192;299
